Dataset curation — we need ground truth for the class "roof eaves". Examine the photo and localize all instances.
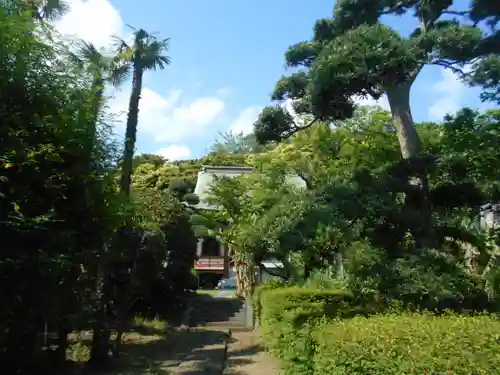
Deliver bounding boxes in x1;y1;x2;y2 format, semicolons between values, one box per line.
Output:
201;165;253;173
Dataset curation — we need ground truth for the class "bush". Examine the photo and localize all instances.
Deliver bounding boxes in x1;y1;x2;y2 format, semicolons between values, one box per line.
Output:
314;313;500;375
259;287;353;375
346;246;493;313
252;277;290;323
260;287;354;327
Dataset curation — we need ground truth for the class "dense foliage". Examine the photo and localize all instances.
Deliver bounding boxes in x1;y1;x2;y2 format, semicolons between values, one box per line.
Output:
258;287;500;375
253;0;499;158
315;314;500;375
0;1;196;372
1;0;498;373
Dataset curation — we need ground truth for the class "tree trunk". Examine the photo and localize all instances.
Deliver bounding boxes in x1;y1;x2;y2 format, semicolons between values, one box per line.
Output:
91;78;105;125
120;63;144;196
89;263;112;364
386;82;421;160
387;82;434;247
236;260;255;298
84;79;104;165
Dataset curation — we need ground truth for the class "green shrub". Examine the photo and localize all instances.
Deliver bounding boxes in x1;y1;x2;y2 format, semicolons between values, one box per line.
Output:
252;277;290;323
347;246;493;312
260;287;353;328
259;287;353;375
314;313;500;375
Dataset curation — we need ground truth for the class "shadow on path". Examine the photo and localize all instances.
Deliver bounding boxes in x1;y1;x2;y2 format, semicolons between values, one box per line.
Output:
189;293;245;327
88;293;250;374
92;329;229;375
222;331;280;375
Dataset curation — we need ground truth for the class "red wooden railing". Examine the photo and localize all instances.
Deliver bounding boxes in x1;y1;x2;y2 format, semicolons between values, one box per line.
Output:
195;256;225;270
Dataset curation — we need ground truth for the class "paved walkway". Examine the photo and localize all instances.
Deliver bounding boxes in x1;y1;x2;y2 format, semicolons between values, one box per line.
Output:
95;294;280;375
223;330;280;375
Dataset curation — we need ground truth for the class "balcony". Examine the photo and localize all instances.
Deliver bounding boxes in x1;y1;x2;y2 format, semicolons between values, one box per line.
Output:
195;256;225;271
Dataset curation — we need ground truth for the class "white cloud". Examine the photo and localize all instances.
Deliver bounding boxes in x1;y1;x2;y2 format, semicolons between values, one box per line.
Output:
54;0;124;48
229;106;263;135
428;69;465;119
110;88;226;142
154;145;192;161
55;0;227;144
353;94;391;111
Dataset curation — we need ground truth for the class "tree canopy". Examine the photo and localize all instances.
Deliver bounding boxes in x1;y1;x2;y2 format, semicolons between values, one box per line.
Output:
254;0;499;160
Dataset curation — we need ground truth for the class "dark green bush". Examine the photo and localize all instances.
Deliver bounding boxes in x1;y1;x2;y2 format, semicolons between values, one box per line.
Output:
347;246;494;313
314;313;500;375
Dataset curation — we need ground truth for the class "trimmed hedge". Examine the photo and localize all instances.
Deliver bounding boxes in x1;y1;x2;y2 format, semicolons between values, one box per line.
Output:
252;277;290;324
314;313;500;375
258;287;500;375
259;287;353;375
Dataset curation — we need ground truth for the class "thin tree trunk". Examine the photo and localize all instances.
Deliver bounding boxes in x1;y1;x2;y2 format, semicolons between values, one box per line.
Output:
84;79;104;164
91;78;105;122
91;79;105;131
386;82;421;160
120;63;144;196
89;262;112;364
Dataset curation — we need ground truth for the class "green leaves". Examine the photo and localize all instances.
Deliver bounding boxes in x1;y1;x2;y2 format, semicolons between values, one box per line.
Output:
467;55;500;103
316;313;500;375
254;106;297;143
284;41;321;68
313;23;417;96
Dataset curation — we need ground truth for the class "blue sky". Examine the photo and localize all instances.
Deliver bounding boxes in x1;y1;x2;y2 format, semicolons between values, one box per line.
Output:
55;0;493;161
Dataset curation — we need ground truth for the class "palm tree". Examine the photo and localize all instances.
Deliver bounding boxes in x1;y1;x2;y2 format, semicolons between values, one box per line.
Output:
70;41;129;123
23;0;69;21
67;41;129;167
113;27;171;196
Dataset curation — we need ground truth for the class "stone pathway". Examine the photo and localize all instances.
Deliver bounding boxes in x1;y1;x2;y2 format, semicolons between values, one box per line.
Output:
95;294;279;375
222;330;279;375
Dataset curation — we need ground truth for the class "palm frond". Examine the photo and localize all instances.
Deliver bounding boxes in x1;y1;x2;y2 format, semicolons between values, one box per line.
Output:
76;40;102;65
37;0;69;21
126;24;137;32
111;34;131;54
143;38;171;70
114;28;171;71
109;60;131;87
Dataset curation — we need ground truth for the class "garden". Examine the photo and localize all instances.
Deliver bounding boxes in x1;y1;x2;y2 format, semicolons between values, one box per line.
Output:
1;0;499;374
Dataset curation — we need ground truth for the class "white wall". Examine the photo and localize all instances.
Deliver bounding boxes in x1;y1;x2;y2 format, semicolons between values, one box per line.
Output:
260;268;275;283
